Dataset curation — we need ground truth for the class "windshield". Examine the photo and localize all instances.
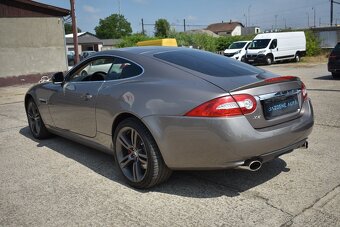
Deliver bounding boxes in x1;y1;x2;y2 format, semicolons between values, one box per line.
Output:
248;39;271;49
229;42;247;49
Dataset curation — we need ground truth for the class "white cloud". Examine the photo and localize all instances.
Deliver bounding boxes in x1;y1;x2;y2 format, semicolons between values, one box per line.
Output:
83;5;99;13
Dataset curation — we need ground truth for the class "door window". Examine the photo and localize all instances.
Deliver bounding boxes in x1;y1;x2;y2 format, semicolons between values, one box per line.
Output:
106;57;143;81
68;57;115;82
270;39;277;49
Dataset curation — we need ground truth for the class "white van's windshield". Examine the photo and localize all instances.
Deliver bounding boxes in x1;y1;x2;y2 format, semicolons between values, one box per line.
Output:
229;42;247;49
248;39;271;49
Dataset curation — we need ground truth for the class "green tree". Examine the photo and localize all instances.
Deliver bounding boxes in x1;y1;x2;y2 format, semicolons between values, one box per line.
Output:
154;19;170;38
95;14;132;39
64;23;81;34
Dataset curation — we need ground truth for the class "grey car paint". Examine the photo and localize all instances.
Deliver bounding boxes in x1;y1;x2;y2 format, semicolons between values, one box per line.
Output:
25;47;314;170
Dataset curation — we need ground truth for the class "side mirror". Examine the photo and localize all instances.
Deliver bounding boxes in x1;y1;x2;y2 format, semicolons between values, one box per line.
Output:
52;72;64;84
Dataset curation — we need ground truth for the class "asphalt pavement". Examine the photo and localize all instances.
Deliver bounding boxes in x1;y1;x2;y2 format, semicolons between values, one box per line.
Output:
0;62;339;226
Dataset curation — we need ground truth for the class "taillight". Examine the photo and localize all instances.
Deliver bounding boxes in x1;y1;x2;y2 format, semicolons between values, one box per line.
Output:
185;94;257;117
265;76;297;83
301;82;307;100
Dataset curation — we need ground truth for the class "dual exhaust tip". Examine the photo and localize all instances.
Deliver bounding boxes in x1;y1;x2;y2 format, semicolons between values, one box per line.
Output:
239;159;262;171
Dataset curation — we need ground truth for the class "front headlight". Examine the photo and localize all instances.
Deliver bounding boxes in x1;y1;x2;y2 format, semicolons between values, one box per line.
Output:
235;50;241;54
258;50;265;54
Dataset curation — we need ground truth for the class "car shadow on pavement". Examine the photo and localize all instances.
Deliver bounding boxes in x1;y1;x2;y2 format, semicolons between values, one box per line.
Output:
314;74;340;80
20;126;289;198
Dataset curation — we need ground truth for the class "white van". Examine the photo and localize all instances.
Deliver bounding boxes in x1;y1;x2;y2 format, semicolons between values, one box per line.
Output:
224;41;251;61
246;32;306;65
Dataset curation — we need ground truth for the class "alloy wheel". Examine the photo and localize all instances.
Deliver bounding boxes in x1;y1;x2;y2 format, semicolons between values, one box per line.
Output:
27;102;42;136
116;127;148;182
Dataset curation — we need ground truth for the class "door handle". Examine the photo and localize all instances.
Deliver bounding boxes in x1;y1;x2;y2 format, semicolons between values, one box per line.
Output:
81;93;93;101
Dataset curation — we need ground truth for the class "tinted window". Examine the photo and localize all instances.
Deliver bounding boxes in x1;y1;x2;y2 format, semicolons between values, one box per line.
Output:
270;39;277;49
334;43;340;50
106;57;143;80
154;49;262;77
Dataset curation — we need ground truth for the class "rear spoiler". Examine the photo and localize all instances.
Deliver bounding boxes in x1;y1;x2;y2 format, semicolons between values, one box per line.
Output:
231;76;300;92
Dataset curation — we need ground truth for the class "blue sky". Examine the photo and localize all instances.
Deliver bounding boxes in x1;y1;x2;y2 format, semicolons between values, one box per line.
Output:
37;0;335;35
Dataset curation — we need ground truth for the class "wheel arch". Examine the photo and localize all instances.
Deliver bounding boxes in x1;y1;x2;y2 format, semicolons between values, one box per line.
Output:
24;93;34;111
111;112;168;165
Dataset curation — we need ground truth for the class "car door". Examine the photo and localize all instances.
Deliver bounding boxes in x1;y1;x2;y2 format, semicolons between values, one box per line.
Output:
270;39;278;60
48;57;114;137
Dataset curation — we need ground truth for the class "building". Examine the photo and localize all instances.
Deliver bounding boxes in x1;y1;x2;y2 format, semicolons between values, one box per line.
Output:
241;26;261;36
65;32;103;54
0;0;70;86
101;39;122;50
311;26;340;48
206;21;244;36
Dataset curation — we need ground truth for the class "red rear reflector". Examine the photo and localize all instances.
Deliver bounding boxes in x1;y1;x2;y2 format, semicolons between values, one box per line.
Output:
265;76;297;83
185;94;257;117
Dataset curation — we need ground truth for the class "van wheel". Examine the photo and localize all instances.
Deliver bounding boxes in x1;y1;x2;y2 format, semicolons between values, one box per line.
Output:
295;53;300;62
265;55;272;65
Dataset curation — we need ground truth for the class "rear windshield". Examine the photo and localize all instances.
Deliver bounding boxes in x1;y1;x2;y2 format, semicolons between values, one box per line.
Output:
154;49;263;77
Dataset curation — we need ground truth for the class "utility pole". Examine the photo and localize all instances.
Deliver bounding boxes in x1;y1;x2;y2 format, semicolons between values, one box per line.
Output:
244;14;247;27
70;0;79;64
248;5;251;27
274;15;278;30
117;0;121;15
312;7;316;27
306;12;309;27
331;0;340;26
183;19;186;32
141;18;145;35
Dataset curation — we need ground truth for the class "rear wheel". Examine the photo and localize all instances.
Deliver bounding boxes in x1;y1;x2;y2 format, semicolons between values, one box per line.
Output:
26;99;51;139
294;53;301;62
265;55;273;65
113;118;172;188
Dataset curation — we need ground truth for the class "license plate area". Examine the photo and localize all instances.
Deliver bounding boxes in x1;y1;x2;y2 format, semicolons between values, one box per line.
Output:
262;94;300;119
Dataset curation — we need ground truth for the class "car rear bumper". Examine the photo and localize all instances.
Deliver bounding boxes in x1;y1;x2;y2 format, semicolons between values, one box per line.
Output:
142;99;314;170
328;61;340;72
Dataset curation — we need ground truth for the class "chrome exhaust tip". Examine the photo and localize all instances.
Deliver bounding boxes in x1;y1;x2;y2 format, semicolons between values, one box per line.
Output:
238;159;262;171
248;160;262;171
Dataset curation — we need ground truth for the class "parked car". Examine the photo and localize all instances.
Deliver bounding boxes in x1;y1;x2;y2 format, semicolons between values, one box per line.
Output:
81;51;96;60
224;41;251;61
25;47;314;188
246;32;306;65
327;42;340;79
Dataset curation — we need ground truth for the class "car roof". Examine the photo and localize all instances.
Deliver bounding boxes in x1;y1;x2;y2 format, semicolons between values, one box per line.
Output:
99;46;183;56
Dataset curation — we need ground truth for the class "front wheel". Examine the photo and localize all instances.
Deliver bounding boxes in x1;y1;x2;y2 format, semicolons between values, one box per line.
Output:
26;99;51;139
265;55;273;65
113;118;172;188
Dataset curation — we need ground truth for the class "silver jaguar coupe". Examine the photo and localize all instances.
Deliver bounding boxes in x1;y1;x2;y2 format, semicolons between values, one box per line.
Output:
25;47;314;188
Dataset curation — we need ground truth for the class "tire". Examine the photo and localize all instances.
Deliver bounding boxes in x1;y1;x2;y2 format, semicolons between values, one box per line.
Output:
265;55;272;65
294;53;300;62
26;99;51;139
332;72;340;79
113;118;172;188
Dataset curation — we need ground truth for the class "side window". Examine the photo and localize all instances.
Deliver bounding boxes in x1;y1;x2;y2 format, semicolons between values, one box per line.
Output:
68;57;114;82
270;39;277;49
245;42;251;49
106;57;143;81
